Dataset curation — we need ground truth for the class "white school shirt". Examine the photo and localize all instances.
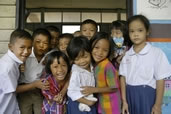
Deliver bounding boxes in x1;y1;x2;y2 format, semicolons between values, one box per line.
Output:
119;43;171;89
67;64;95;101
19;49;45;83
0;50;23;114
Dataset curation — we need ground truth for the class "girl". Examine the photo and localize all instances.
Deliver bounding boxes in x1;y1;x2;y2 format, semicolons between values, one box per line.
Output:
82;32;121;114
111;20;132;69
119;15;171;114
42;51;70;114
66;36;97;114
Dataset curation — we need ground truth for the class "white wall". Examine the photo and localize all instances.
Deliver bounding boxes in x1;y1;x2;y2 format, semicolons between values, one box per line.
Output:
0;0;16;57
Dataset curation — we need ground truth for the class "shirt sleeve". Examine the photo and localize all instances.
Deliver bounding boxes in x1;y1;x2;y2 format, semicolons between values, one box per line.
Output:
154;49;171;80
0;70;17;94
105;63;119;88
67;71;84;101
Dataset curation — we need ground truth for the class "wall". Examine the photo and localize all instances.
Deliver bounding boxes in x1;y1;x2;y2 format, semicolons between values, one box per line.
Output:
0;0;16;57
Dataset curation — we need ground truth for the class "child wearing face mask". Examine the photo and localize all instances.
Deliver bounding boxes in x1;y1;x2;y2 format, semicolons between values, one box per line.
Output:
111;20;132;69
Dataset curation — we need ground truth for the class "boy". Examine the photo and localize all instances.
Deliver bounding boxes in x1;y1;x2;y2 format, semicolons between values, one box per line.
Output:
80;19;97;40
0;29;33;114
58;33;73;55
17;28;51;114
46;25;60;50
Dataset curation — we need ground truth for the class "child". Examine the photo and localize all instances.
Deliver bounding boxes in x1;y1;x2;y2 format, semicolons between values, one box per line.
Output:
58;33;73;55
17;28;51;114
42;51;70;114
0;29;33;114
111;20;132;69
46;25;60;50
80;19;97;40
119;15;171;114
66;36;97;114
73;30;81;37
82;32;121;114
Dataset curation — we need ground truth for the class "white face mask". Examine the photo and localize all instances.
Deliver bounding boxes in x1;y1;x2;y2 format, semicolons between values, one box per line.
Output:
113;37;124;47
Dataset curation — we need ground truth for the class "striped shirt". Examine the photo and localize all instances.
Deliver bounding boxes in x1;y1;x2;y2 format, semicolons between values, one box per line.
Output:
42;75;66;114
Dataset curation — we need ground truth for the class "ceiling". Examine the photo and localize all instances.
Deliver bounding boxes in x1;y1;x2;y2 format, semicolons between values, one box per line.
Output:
26;0;126;9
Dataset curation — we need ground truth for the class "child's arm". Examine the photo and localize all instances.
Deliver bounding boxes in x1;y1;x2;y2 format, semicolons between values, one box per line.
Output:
151;79;164;114
120;76;129;114
81;86;117;95
16;79;49;93
77;97;96;106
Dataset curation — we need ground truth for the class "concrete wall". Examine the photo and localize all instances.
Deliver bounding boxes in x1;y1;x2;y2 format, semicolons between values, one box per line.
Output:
0;0;16;57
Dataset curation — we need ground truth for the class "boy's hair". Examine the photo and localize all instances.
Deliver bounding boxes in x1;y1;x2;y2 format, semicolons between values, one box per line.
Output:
10;29;33;44
80;19;98;31
32;28;51;44
127;15;150;32
45;51;70;75
90;32;113;58
58;33;74;41
46;25;60;33
67;36;90;61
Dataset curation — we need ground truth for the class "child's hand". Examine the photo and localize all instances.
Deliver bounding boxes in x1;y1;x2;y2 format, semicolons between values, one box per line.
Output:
19;64;25;72
53;93;63;104
87;100;96;106
151;104;161;114
33;79;49;90
122;101;129;114
81;86;96;95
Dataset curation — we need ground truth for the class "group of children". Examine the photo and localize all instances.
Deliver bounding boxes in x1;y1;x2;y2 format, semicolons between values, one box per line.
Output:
0;14;171;114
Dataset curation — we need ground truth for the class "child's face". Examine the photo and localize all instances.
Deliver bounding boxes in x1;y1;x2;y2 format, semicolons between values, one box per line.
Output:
9;38;32;62
50;57;68;82
58;38;70;54
74;51;91;70
129;20;148;46
50;31;60;49
111;29;123;38
92;39;109;63
81;24;96;40
33;34;49;57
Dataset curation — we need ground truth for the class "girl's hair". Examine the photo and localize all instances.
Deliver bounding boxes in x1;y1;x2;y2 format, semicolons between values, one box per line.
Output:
45;51;70;75
67;36;90;61
80;19;98;32
90;32;113;58
111;20;132;47
32;28;51;44
127;15;150;32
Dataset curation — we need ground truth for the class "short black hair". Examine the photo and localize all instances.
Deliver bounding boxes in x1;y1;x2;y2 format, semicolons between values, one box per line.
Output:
111;20;132;47
45;51;70;75
46;25;60;33
10;29;33;44
32;28;51;44
58;33;73;41
67;36;90;61
90;32;113;58
80;19;98;31
127;15;150;32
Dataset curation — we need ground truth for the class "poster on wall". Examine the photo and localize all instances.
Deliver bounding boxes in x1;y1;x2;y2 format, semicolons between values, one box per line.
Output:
150;40;171;114
133;0;171;23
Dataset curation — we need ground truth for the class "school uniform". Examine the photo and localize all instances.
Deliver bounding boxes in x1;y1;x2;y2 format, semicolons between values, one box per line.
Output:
0;50;23;114
119;43;171;114
67;64;96;114
18;49;45;114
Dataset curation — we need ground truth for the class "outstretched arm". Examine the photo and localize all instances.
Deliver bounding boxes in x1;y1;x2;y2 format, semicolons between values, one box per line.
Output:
16;79;49;93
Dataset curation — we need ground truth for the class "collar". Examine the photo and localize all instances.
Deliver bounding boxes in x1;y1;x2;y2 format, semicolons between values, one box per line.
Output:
128;43;152;56
29;48;45;63
72;64;93;73
7;49;23;64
